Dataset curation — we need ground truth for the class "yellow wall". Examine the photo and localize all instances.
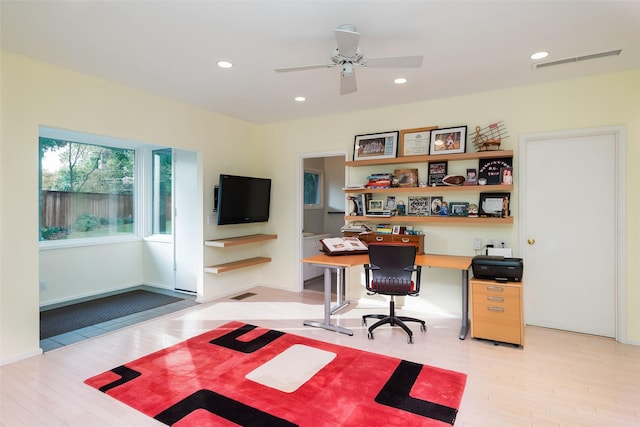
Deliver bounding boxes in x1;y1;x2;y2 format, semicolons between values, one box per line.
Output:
1;49;638;363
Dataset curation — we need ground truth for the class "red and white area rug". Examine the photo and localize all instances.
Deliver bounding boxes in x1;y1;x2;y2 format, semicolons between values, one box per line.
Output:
85;321;467;426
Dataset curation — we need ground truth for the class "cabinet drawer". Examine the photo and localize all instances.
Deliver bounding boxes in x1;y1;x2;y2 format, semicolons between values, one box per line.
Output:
472;282;520;299
346;232;425;254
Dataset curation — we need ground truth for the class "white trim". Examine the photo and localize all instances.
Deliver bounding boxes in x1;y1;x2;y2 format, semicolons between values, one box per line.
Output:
39;234;141;250
519;125;627;343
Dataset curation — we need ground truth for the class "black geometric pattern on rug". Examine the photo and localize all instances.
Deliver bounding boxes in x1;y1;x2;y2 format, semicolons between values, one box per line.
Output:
40;290;184;339
375;359;459;424
99;365;142;393
153;389;298;426
209;323;284;353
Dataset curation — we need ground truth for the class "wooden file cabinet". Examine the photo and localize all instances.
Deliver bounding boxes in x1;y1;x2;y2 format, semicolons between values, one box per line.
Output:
471;278;524;346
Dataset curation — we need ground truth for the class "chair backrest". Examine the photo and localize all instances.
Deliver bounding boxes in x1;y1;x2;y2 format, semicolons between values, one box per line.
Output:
365;243;421;295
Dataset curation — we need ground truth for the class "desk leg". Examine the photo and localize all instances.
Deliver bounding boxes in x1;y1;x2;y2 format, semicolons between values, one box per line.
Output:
331;267;350;314
304;266;353;336
459;269;470;340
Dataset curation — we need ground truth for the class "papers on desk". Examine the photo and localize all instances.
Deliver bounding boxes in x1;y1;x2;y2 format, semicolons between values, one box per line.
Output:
320;237;368;256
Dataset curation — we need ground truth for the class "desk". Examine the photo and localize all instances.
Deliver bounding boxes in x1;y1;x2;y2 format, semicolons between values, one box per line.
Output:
301;253;473;339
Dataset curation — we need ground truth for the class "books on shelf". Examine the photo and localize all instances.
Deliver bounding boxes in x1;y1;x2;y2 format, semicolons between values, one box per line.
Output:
320;237;368;256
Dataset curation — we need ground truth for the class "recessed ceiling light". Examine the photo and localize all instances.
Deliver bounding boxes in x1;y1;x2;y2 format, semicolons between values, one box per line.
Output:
294;96;306;102
217;60;233;69
394;77;408;85
530;51;549;60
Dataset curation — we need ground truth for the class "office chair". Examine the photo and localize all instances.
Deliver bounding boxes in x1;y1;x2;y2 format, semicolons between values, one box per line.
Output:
362;243;426;343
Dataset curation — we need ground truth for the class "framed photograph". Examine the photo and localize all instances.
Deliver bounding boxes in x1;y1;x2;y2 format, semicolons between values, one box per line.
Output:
429;126;467;155
392;225;401;234
353;131;399;161
430;196;444;215
464;168;477;185
407;196;431;215
428;161;448;186
500;167;513;185
385;196;396;210
368;199;384;212
479;192;511;218
399;126;438;157
394;168;418;187
449;202;469;216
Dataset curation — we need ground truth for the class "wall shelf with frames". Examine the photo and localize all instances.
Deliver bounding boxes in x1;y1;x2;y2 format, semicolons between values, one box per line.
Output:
344;150;514;225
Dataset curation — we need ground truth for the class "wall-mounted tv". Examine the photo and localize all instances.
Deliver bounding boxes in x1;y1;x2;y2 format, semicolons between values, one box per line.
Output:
216;174;272;225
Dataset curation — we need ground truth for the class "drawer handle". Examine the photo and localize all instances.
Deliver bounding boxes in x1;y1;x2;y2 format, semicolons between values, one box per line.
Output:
401;238;410;243
487;296;504;302
375;236;384;242
487;286;504;292
487;306;504;312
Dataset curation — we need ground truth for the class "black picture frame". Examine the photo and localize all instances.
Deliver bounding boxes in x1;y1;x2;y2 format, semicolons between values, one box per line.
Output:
478;157;513;185
479;192;511;218
429;126;467;155
427;161;448;186
353;131;399;161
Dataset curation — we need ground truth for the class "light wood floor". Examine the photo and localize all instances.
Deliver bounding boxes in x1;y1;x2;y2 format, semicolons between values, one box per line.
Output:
2;286;639;426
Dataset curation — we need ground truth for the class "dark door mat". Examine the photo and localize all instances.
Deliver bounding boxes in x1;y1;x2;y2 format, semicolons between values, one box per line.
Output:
40;290;184;339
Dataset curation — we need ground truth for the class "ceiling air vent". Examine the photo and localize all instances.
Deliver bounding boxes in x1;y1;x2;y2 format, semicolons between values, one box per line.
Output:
535;49;622;69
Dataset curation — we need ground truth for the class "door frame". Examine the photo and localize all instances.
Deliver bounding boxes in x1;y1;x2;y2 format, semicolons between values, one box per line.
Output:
296;150;348;292
518;126;627;342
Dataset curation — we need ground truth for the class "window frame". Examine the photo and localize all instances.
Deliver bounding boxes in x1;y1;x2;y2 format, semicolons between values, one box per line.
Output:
38;126;146;249
303;168;324;210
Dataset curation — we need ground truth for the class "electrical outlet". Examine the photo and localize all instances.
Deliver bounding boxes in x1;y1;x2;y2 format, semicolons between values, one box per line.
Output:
473;238;482;250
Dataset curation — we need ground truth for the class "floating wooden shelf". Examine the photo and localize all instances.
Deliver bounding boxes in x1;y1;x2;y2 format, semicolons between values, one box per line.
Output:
204;234;277;247
344;184;513;194
204;234;277;274
204;256;272;274
345;150;513;167
344;215;513;224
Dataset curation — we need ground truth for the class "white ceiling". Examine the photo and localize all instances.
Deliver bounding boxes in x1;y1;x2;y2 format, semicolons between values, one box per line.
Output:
2;1;639;124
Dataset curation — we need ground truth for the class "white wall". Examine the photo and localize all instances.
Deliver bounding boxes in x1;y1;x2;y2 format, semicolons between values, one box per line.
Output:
0;51;264;364
259;69;640;339
1;49;638;364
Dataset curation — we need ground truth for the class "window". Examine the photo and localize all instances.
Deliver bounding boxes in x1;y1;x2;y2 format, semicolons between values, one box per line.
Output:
152;148;172;235
304;169;324;208
39;132;136;241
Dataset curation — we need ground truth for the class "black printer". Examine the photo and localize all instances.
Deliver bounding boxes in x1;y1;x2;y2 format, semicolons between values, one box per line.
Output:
472;256;523;282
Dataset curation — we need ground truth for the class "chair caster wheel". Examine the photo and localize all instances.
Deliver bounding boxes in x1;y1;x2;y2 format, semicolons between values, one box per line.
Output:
407;336;413;344
362;320;367;327
420;324;427;332
367;331;374;340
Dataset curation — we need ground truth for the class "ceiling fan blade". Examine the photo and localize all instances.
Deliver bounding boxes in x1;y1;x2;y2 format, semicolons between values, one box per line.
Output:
340;73;357;95
275;64;334;73
335;26;360;58
362;55;424;68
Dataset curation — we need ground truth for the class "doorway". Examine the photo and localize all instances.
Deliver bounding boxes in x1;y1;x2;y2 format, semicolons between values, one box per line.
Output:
519;126;626;339
298;152;348;291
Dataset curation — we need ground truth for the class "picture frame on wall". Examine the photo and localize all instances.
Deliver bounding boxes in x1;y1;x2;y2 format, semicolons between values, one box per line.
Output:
353;131;399;161
407;196;430;215
399;126;438;157
429;126;467;155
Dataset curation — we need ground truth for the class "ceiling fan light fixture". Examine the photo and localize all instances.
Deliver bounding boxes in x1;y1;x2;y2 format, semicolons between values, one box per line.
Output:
217;60;233;69
342;62;354;76
394;77;407;85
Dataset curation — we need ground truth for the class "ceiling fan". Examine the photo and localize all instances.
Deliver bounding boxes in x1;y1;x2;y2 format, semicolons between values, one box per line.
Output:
275;24;423;95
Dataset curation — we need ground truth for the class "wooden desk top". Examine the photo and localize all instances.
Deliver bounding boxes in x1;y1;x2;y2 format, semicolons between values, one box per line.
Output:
302;253;472;270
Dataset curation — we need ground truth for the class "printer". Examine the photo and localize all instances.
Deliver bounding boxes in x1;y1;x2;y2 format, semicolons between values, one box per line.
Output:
472;256;523;282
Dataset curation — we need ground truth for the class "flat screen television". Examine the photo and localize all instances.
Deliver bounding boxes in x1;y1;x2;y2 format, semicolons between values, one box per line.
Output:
216;174;272;225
